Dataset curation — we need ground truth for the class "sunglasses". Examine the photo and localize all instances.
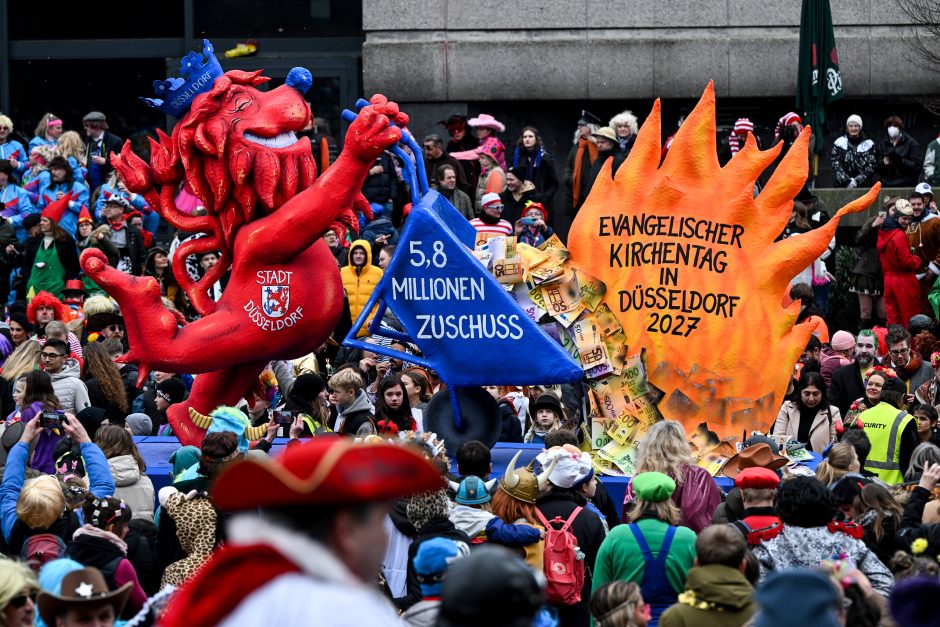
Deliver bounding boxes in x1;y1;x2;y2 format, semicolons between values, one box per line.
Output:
107;324;124;332
9;592;36;608
40;352;65;359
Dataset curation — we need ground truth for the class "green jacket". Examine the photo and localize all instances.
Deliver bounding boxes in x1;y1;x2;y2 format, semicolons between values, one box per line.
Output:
592;517;696;596
658;565;756;627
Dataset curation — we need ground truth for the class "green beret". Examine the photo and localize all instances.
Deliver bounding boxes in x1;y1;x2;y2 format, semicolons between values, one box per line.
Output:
632;472;676;502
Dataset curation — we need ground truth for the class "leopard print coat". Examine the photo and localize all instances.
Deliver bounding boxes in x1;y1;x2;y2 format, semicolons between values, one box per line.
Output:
161;491;218;588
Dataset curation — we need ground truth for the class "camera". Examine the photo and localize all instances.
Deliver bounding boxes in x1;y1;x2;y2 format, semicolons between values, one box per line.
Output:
273;410;294;426
520;217;538;226
41;411;64;430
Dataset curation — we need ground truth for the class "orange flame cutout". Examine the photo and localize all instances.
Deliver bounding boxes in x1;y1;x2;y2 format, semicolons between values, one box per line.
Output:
569;82;880;437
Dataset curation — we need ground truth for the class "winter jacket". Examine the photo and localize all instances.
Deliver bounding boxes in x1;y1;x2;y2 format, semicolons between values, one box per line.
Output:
830;135;877;188
67;527;147;616
0;140;27;178
336;390;375;436
474;167;507;214
925;136;940;186
36;180;90;236
498;402;523;443
436;186;474;221
593;517;697;602
500;180;537;226
659;565;756;627
751;523;893;596
829;361;872;418
772;401;839;454
20;234;81;288
876;133;921;187
425;153;468;194
852;215;882;281
449;505;541;546
104;223;148;276
361;152;397;206
623;464;721;533
880;222;922;327
340;239;383;336
0;183;36;240
160;488;218;588
93;183;148;220
0;441;114;549
48;358;91;415
394;517;470;611
856;509;904;565
564;136;598;214
402;600;440;627
362;217;399;248
896;485;940;558
537;490;607;626
107;454;155;521
586;149;626;192
895;354;934;393
510;146;560;208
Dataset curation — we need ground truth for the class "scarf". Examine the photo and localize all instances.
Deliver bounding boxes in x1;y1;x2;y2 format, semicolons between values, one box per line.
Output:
897;353;924;381
512;146;543;183
572;137;598;207
478;211;501;225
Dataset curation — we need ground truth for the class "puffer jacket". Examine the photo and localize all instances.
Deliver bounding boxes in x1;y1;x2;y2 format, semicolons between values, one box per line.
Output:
107;454;155;521
49;358;91;415
340;239;383;337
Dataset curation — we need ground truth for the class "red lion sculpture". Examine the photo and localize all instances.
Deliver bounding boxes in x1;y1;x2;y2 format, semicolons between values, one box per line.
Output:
80;65;408;445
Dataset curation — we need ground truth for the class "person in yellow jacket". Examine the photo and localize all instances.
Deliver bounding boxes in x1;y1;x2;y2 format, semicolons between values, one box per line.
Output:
858;375;920;484
341;239;383;337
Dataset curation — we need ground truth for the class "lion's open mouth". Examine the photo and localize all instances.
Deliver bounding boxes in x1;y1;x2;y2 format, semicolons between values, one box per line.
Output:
243;130;299;149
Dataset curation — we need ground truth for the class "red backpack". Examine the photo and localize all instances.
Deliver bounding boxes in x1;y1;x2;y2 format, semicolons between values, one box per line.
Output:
21;533;67;573
535;506;585;605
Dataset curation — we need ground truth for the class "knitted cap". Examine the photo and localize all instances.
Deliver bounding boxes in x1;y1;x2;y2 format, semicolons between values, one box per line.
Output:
733;118;754;135
830;330;855;351
480;192;502;209
846;114;863;129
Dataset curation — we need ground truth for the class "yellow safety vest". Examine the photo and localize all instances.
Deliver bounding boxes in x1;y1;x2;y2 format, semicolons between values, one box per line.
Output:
860;402;914;485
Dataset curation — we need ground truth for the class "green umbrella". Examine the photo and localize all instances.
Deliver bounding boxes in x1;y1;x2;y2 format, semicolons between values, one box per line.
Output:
797;0;844;155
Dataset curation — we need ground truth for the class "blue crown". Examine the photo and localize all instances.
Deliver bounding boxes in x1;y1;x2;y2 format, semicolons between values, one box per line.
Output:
141;39;225;118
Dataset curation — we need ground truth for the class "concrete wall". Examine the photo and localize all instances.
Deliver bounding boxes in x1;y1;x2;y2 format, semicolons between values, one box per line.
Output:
362;0;940;101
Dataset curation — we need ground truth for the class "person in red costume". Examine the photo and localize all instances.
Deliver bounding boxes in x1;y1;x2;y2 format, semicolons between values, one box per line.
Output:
878;198;922;326
80;48;407;446
159;437;443;627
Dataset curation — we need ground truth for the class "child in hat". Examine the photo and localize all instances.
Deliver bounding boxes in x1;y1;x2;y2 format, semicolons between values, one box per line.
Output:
449;475;543;548
402;537;468;627
514;201;554;247
524;394;564;444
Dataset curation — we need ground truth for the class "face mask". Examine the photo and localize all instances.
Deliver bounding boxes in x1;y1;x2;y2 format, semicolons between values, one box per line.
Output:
888;126;900;139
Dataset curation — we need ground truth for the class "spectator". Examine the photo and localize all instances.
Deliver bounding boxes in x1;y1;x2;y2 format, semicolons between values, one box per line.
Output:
340;239;383;336
66;495;147;616
432;164;473;221
377;244;395;271
423;134;467;194
589;581;648;627
509;126;559;209
81;343;128;427
876;115;921;187
81;112;122;193
94;171;149;225
374;376;416;434
322;228;348;267
831;477;904;565
658;525;756;627
731;466;783;534
54;132;87;185
925;129;940;186
623;420;721;532
0;414;114;556
99;196;145;276
911;402;940;446
830;114;877;189
842;366;892;431
536;444;608;626
564;111;600;219
22;199;81;301
749;476;893;596
35;157;88;237
0;158;36;242
40;338;89;416
471;141;507;213
0;559;38;626
328;368;375;436
462;113;507;170
896;460;940;558
878;199;921;326
499;166;537;225
587;127;623;191
36;567;130;627
401;537;467;626
773;371;839;453
7;312;31;348
851;199;888;329
815;441;860;486
830;330;880;417
21;145;53;206
142;247;186;312
751;570;844;627
609;110;638;156
514;201;554;247
0;114;28;179
361;203;399;249
401;368;431;415
440;114;480;203
361;151;396;211
28;114;62;152
886;324;933;392
594;472;696;627
470;193;513;237
858;374;919;484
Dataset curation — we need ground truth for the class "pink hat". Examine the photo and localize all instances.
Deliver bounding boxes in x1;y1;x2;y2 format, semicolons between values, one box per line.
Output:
468;113;505;133
830;330;855;351
478;136;505;164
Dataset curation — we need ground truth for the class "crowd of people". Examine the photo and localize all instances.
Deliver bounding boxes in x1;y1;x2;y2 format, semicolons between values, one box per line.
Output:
0;101;938;627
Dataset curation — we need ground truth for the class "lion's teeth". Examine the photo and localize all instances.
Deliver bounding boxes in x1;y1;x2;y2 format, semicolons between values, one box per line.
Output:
243;131;298;149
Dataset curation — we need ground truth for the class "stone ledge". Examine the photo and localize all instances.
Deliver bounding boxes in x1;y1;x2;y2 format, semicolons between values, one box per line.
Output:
815;187;914;228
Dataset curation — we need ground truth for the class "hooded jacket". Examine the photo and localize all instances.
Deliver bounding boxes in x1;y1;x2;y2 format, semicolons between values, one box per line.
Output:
336;390;376;436
658;565;756;627
107;454;155;521
340;239;383;337
49;358;91;415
